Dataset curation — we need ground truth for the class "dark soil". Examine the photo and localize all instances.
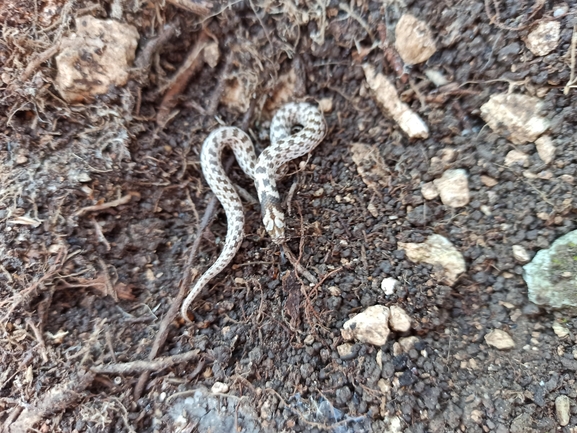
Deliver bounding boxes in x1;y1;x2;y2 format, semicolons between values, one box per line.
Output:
1;0;577;432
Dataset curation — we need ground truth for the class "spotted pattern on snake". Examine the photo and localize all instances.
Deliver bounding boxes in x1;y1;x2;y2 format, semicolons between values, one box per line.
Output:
181;102;327;321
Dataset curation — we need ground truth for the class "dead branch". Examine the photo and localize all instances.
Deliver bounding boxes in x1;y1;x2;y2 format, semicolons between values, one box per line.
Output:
164;0;211;16
7;370;95;433
156;31;211;127
73;192;137;217
134;22;179;72
92;349;200;374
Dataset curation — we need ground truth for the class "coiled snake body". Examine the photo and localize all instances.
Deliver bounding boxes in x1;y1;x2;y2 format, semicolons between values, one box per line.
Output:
181;102;327;320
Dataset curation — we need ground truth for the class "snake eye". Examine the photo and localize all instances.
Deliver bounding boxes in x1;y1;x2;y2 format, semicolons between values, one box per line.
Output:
290;124;303;134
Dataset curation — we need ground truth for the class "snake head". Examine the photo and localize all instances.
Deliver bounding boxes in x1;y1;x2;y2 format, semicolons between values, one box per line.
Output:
262;204;286;245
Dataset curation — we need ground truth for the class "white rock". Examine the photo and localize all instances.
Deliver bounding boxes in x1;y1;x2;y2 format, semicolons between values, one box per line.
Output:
512;245;530;264
480;94;550;144
484;329;515;350
377;378;391;394
505;150;529;167
337;343;356;359
389;306;411;332
525;21;560;56
363;64;429;139
424;69;449;86
55;17;139;103
341;305;391;346
421;182;439;200
552;322;570;338
433;169;470;208
381;277;400;295
398;234;466;286
318;97;333;113
394;14;437;65
535;136;556;164
211;382;229;394
555;395;571;426
398;336;420;353
480;175;498;187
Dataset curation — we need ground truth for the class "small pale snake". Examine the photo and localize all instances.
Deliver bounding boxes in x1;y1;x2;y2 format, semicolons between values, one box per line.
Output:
181;102;327;320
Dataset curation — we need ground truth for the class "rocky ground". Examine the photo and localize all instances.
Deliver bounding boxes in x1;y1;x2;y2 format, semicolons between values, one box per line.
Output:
1;0;577;432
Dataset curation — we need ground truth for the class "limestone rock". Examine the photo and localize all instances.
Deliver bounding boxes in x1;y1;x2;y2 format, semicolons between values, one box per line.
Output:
341;305;391;346
523;230;577;310
389;306;411;332
394;14;437;65
484;329;515;350
433;169;470;207
399;234;466;286
480;94;550;144
55;16;139;103
525;21;560;56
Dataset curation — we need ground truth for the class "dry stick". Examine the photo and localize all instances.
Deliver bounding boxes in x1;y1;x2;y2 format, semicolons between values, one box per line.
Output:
165;0;211;16
156;31;210;127
134;22;179;71
92;350;200;374
0;246;67;321
73;193;136;217
8;370;95;433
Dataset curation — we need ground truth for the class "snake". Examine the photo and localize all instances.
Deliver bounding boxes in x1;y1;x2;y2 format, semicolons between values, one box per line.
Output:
181;102;327;320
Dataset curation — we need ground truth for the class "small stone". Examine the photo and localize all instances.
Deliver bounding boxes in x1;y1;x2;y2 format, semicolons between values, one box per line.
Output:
484;329;515;350
327;286;341;296
381;277;400;295
367;203;379;217
389;306;411;332
304;334;315;345
55;17;139;103
523;230;577;310
424;69;449;86
433;169;470;208
394;14;437;65
398;336;420;353
525;21;560;56
15;154;28;165
399;234;466;286
480;175;498;187
337;343;357;360
555;395;570;426
377;378;391;394
421;182;439;200
376;350;383;368
552;322;570;338
505;150;529;167
535;136;556;164
560;174;574;184
341;305;391;346
211;382;229;394
480;94;550;144
313;188;324;197
512;245;530;264
318;97;333;113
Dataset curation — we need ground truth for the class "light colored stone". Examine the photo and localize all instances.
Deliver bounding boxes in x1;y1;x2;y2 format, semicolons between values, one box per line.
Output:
55;17;139;103
337;343;356;359
480;94;550;144
512;245;530;264
525;21;560;56
318;97;333;113
377;378;391;394
421;182;439;200
211;382;229;394
341;305;391;346
389;306;411;332
523;230;577;310
560;174;574;184
363;64;429;139
555;395;571;426
535;136;556;164
552;322;570;338
398;336;420;353
505;150;529;167
481;175;498;187
484;329;515;349
394;14;436;65
424;69;449;86
433;169;470;208
350;143;390;190
398;234;466;286
381;277;400;295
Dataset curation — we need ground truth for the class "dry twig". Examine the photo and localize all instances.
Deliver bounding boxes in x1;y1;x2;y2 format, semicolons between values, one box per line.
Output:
92;350;200;374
